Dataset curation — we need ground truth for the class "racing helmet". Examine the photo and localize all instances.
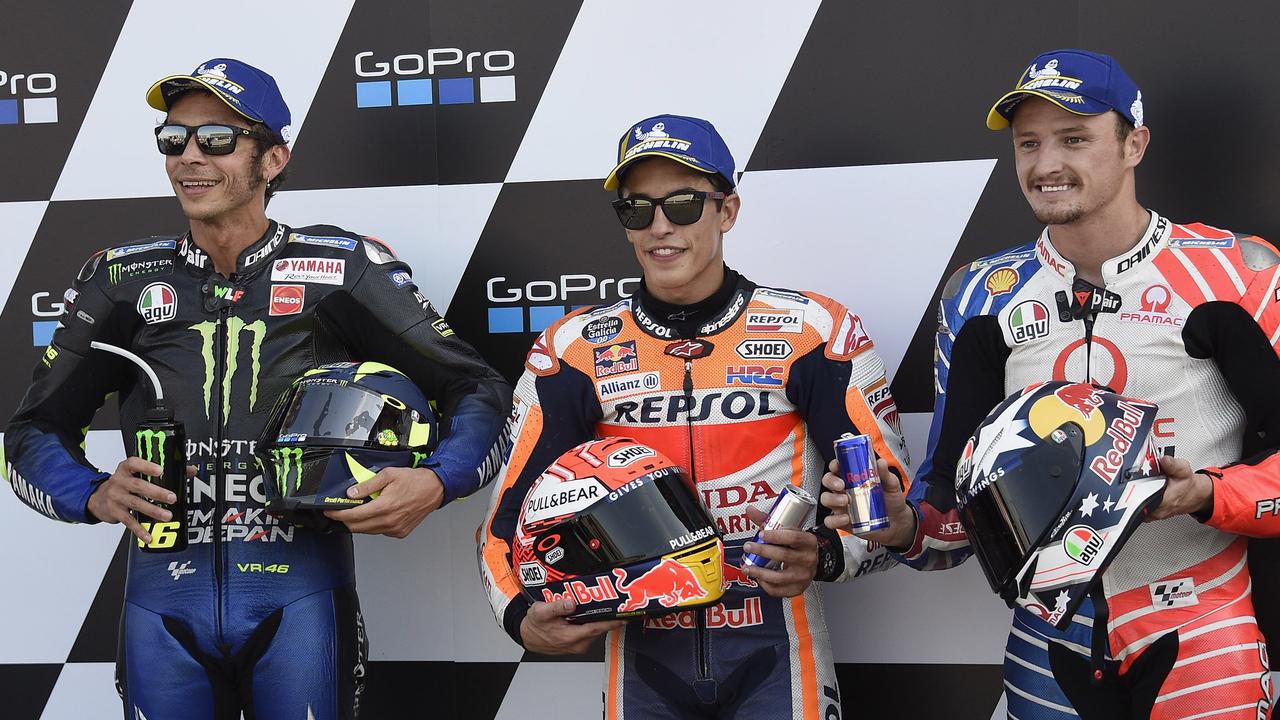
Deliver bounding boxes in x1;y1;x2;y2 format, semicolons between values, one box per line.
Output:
514;437;724;623
254;362;438;527
955;381;1167;629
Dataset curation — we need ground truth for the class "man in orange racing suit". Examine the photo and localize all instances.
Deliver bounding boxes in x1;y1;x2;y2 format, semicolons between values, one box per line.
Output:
478;114;911;719
822;50;1279;719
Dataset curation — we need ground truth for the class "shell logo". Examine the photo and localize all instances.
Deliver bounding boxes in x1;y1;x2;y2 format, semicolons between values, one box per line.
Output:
985;267;1020;296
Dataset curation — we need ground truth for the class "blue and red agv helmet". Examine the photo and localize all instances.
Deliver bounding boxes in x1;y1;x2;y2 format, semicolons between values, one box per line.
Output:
956;381;1167;628
514;437;725;622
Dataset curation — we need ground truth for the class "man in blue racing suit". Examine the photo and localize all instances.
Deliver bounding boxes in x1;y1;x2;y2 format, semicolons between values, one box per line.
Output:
3;58;511;719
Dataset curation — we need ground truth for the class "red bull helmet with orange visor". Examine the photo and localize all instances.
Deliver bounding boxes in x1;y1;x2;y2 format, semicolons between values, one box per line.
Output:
514;437;725;622
955;381;1167;629
254;362;439;528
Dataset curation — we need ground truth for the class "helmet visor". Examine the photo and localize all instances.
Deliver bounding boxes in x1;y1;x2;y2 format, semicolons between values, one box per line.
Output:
534;466;718;576
272;380;416;449
959;422;1085;593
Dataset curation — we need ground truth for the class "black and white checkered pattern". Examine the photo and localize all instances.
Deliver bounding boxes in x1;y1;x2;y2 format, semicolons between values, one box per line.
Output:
2;1;1276;718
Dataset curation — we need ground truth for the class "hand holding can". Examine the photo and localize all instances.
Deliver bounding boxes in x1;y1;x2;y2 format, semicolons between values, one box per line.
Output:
742;484;816;570
835;434;889;536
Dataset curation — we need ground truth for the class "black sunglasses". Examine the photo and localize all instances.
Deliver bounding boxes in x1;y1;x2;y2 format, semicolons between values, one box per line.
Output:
611;190;728;230
155;124;267;156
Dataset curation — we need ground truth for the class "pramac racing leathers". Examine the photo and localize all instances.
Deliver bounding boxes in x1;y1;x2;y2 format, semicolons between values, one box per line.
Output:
902;212;1280;719
5;222;511;719
479;267;912;719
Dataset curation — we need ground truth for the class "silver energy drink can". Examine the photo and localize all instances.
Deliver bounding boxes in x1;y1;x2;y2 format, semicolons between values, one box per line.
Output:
835;433;889;534
742;484;816;569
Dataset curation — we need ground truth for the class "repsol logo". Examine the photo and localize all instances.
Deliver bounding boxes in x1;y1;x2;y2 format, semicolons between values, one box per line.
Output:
612;391;778;424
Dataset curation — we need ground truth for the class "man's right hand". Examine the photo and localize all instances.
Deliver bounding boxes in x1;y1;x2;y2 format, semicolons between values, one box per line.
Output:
819;457;917;550
86;457;184;545
520;598;625;655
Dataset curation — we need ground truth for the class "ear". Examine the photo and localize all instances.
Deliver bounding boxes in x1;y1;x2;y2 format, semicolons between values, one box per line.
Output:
719;192;741;233
1124;125;1150;169
262;144;291;183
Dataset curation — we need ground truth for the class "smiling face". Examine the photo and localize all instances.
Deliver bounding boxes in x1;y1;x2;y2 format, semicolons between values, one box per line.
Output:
164;91;286;224
1010;97;1146;226
618;157;739;305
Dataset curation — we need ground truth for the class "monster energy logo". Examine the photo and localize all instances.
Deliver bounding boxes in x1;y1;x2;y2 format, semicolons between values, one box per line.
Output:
190;318;266;423
109;264;123;284
412;452;430;468
136;428;169;472
271;447;304;496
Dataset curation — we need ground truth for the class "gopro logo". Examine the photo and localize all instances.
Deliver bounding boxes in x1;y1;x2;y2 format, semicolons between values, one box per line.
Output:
0;69;58;124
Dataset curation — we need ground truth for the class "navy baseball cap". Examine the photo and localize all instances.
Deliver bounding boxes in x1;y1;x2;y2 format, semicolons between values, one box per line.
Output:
987;49;1144;130
147;58;292;144
604;114;736;191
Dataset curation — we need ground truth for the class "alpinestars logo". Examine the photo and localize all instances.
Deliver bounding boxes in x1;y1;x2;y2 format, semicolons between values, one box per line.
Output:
190;318;266;422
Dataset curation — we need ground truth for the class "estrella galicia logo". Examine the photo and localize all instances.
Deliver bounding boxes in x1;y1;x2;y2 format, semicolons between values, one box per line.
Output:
0;67;58;125
354;48;516;108
189;318;266;422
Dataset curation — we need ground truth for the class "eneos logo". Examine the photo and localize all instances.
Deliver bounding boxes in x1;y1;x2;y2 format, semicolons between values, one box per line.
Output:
270;284;305;316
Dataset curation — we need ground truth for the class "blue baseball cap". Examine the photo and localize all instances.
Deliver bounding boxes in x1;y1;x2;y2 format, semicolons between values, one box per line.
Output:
147;58;292;144
986;49;1144;131
604;114;736;191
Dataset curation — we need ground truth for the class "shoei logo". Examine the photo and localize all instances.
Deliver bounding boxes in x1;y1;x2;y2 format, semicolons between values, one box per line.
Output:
0;68;58;125
1063;525;1104;565
137;282;178;324
519;562;547;587
486;274;639;334
354;48;516;108
607;445;655;468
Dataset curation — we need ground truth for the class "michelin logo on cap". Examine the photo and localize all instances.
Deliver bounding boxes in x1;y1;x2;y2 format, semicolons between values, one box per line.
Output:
624;122;692;160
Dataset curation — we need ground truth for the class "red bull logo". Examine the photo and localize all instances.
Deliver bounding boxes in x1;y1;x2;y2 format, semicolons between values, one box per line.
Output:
594;341;640;378
721;562;757;589
613;558;708;612
1055;384;1102;418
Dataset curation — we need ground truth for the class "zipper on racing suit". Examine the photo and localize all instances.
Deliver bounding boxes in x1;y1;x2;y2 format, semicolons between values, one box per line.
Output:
211;295;233;648
683;356;716;703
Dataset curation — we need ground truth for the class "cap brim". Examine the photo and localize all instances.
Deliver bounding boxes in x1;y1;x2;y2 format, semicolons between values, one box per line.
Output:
603;152;718;191
146;75;264;124
985;89;1109;130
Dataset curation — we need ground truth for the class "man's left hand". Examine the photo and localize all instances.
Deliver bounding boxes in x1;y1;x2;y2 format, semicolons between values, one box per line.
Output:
739;505;817;597
1146;456;1213;521
324;467;445;538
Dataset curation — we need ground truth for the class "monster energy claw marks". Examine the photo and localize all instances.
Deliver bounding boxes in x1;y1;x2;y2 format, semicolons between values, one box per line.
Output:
135;417;188;553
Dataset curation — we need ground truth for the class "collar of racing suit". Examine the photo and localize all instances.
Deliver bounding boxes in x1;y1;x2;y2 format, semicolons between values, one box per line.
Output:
633;265;753;339
1037;210;1171;285
176;220;288;277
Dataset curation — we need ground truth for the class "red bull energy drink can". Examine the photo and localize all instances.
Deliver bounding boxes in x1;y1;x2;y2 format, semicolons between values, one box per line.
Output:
742;484;816;569
836;433;889;534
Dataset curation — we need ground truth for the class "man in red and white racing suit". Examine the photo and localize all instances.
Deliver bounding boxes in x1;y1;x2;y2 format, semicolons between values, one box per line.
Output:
478;114;910;718
822;50;1279;718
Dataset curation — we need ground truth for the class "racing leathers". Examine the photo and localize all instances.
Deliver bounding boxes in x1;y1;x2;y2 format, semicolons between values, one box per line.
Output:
902;212;1279;719
4;222;511;719
478;267;911;719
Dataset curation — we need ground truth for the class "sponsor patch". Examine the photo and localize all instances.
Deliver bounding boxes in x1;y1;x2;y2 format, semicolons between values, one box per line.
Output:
745;308;804;334
594;341;639;378
582;316;623;344
271;257;345;285
597;371;660;402
387;270;414;288
108;258;174;285
985;267;1019;296
643;597;763;630
726;365;784;386
1149;577;1198;608
432;318;454;337
137;282;178;324
519;562;547;587
1063;525;1104;565
607;445;656;468
970;249;1035;270
106;239;176;261
665;339;713;359
736;339;792;360
269;284;305;316
1168;236;1235;249
1120;283;1183;326
831;312;873;356
523;478;606;524
289;233;359;251
1008;300;1050;344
